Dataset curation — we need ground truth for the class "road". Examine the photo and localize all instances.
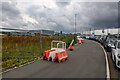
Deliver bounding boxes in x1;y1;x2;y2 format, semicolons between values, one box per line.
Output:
2;40;106;78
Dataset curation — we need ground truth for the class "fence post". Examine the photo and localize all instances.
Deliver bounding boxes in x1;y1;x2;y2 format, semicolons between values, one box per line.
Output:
40;30;42;56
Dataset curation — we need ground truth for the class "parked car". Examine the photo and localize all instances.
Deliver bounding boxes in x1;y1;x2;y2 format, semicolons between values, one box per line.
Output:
89;35;95;40
111;40;120;68
94;35;101;42
99;35;107;45
76;37;85;44
85;35;90;39
81;34;86;39
105;38;116;52
103;35;116;49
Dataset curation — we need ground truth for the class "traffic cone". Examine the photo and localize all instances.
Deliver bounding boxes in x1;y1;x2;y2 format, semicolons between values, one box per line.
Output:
68;44;74;51
68;39;74;51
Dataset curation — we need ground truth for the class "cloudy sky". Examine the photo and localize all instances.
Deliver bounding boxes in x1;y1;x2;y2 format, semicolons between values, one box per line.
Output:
1;0;119;33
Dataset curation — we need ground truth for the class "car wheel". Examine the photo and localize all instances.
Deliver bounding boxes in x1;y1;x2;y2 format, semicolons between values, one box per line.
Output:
106;48;108;52
112;53;114;61
114;56;118;68
106;46;109;52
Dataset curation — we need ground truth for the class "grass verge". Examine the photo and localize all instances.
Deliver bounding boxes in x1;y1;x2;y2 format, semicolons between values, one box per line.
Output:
2;35;76;71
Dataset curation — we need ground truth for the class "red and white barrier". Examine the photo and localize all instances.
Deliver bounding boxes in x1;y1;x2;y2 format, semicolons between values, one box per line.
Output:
42;40;68;63
77;38;85;44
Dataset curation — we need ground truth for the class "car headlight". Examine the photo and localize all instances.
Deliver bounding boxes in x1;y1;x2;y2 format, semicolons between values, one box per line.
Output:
117;54;120;58
108;44;111;47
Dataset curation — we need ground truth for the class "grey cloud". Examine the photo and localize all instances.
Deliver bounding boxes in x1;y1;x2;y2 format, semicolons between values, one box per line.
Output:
1;2;32;29
26;2;118;32
2;2;20;19
1;2;23;28
1;1;119;32
90;2;118;28
74;2;118;29
56;2;71;7
55;0;71;7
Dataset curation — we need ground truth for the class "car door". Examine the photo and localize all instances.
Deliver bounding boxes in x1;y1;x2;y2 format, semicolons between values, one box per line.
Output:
112;41;117;56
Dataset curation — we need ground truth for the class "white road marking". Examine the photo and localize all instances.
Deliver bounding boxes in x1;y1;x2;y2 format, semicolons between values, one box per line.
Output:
94;41;110;80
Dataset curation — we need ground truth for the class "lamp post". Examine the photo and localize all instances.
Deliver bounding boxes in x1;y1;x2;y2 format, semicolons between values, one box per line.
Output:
74;14;77;35
73;6;77;43
117;2;120;36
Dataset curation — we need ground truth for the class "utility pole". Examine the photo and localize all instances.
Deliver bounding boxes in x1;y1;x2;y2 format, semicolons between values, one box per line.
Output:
118;1;120;38
74;14;77;34
73;13;77;44
40;30;42;56
89;28;92;35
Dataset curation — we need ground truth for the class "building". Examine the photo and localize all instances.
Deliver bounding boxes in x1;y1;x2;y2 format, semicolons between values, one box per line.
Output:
29;30;54;36
0;28;55;36
83;28;120;35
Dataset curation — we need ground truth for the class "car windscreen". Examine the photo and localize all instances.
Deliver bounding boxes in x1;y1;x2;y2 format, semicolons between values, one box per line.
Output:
118;42;120;49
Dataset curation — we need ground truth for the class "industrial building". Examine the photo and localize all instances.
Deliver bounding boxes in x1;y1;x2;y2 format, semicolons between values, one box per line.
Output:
83;28;120;35
0;28;55;36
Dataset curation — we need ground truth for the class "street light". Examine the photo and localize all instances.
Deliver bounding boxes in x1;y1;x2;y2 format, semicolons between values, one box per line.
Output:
118;1;120;38
74;14;77;34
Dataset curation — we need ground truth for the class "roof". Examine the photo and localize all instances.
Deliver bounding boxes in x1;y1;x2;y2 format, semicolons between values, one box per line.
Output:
0;33;6;36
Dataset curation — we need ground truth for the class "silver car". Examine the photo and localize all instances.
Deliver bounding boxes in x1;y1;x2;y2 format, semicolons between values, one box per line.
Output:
111;40;120;68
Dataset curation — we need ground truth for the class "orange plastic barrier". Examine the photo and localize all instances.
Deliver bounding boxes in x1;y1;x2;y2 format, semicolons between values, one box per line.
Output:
77;38;85;44
42;49;55;60
43;49;68;63
42;40;68;63
54;49;68;63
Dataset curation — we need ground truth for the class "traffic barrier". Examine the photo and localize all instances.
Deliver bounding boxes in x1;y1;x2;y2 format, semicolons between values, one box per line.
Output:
42;49;55;60
51;49;68;63
42;40;68;63
77;38;85;44
81;39;85;43
68;39;74;51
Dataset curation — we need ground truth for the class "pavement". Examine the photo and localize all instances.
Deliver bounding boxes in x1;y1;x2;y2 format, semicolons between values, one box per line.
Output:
2;40;106;78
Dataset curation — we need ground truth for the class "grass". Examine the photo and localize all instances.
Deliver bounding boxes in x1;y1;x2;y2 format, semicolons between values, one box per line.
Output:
2;35;76;71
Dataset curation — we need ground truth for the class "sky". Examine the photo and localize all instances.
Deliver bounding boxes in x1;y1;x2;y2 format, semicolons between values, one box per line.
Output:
0;0;119;33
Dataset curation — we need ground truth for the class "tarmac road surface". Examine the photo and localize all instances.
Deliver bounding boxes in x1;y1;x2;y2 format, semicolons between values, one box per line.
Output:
2;40;106;78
